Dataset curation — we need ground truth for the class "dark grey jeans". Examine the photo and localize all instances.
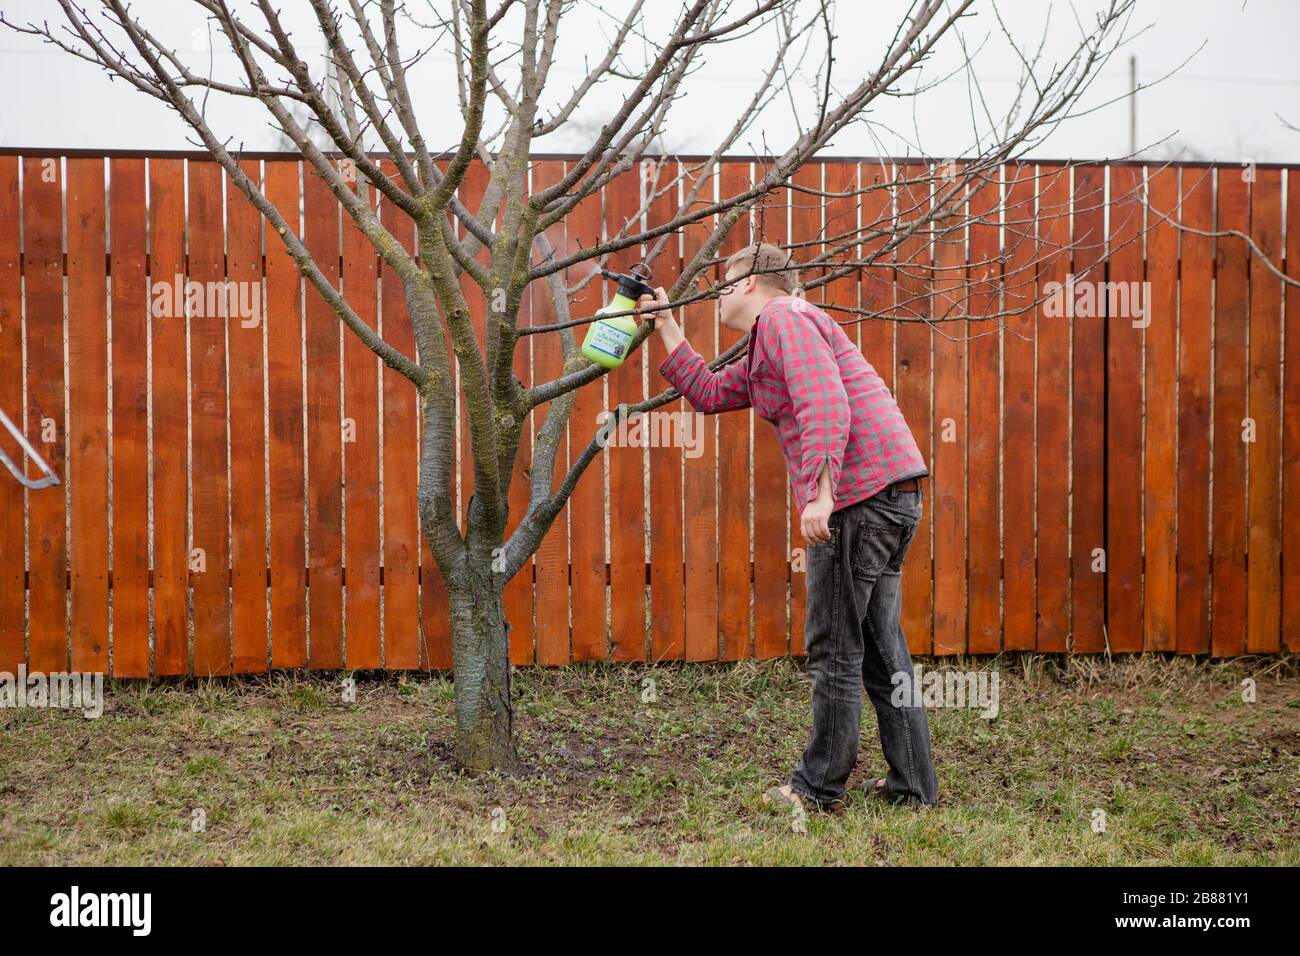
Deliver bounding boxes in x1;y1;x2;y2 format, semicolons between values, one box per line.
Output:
788;480;939;808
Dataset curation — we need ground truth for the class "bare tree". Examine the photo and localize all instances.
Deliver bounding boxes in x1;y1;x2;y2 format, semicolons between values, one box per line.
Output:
3;0;1141;772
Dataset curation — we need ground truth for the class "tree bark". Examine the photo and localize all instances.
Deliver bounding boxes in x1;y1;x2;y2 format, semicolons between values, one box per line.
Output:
446;557;522;774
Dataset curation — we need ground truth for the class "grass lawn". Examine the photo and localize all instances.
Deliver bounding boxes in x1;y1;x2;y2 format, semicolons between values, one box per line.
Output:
1;654;1296;865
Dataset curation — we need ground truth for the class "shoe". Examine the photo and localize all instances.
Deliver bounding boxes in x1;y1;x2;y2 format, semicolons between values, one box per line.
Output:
857;776;934;809
763;783;846;815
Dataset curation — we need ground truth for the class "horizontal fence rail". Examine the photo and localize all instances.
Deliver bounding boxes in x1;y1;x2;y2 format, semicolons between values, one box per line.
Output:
0;154;1296;675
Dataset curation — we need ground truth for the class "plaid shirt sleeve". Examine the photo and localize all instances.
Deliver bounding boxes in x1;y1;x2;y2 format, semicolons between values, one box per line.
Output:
657;339;752;413
768;305;850;506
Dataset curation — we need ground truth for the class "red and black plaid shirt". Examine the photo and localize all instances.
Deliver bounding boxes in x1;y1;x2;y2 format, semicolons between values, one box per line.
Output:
658;294;928;514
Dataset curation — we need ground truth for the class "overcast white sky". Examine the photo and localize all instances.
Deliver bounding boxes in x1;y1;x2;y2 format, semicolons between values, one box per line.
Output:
0;0;1295;162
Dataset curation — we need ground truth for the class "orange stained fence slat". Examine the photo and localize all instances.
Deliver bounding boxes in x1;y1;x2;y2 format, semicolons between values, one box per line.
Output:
66;157;109;674
965;165;1000;654
188;161;232;676
0;158;21;672
603;166;651;664
149;158;189;675
1036;165;1071;653
303;169;344;670
1212;168;1250;658
1002;163;1036;651
565;173;608;663
228;160;269;673
643;161;685;665
1245;168;1283;654
1106;164;1144;653
23;156;68;673
378;160;422;670
716;161;752;661
1284;169;1300;654
893;163;933;655
341;169;382;670
1177;168;1215;656
1144;167;1179;653
753;182;789;661
265;160;308;669
930;163;967;656
679;165;720;663
109;158;150;677
1071;165;1106;654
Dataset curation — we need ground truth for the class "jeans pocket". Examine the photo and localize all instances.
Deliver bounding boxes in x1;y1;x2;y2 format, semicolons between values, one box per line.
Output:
850;522;898;579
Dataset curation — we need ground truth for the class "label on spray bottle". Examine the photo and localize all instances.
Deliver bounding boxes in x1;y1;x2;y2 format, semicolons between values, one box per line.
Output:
587;321;632;359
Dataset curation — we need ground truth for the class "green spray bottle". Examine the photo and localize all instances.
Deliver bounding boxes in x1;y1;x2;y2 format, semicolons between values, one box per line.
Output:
580;263;656;369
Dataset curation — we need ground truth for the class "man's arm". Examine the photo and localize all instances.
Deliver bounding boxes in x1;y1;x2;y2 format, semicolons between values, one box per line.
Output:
644;287;752;414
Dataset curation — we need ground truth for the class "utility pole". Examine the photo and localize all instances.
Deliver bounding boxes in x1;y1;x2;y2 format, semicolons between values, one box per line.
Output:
1129;55;1137;155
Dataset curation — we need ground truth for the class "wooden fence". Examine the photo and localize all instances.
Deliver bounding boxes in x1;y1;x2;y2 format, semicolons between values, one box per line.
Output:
0;153;1296;675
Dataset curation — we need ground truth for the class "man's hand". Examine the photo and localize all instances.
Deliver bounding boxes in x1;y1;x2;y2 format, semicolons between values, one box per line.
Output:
801;463;834;543
801;495;834;544
639;286;684;354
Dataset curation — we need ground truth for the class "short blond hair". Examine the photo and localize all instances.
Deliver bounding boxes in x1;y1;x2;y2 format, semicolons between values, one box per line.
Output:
723;242;799;294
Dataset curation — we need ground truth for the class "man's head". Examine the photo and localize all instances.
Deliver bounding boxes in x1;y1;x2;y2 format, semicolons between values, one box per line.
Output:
719;242;798;331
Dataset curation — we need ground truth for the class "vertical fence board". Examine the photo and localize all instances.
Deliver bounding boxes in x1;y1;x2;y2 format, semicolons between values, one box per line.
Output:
567;179;608;663
1106;165;1144;652
1176;168;1214;655
1212;168;1250;657
1245;168;1282;654
227;161;269;672
1143;167;1179;652
108;158;150;677
188;161;232;675
67;158;109;673
23;157;67;673
1283;168;1300;653
717;160;752;661
931;164;967;655
378;162;421;670
1002;163;1036;651
1071;165;1107;653
894;163;933;654
966;166;1001;654
643;164;685;664
0;158;21;671
679;166;719;662
264;160;308;669
753;182;789;660
604;168;651;663
341;173;381;669
149;159;189;675
1036;165;1071;652
302;169;344;669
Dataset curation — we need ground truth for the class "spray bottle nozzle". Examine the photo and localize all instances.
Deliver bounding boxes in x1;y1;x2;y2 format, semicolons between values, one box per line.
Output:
600;265;655;303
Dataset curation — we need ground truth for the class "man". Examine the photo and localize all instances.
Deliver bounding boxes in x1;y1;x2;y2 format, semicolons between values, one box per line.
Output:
641;242;939;812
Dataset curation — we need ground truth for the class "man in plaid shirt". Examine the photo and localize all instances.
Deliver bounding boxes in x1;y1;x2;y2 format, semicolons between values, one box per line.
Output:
642;242;939;812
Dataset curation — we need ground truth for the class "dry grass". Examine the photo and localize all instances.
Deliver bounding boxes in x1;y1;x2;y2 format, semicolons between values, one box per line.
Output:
1;653;1296;865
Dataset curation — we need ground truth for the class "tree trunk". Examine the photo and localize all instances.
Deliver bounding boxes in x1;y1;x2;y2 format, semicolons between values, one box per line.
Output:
447;562;523;774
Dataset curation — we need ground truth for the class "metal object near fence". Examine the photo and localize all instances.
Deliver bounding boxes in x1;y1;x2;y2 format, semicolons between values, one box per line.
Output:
0;407;60;490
